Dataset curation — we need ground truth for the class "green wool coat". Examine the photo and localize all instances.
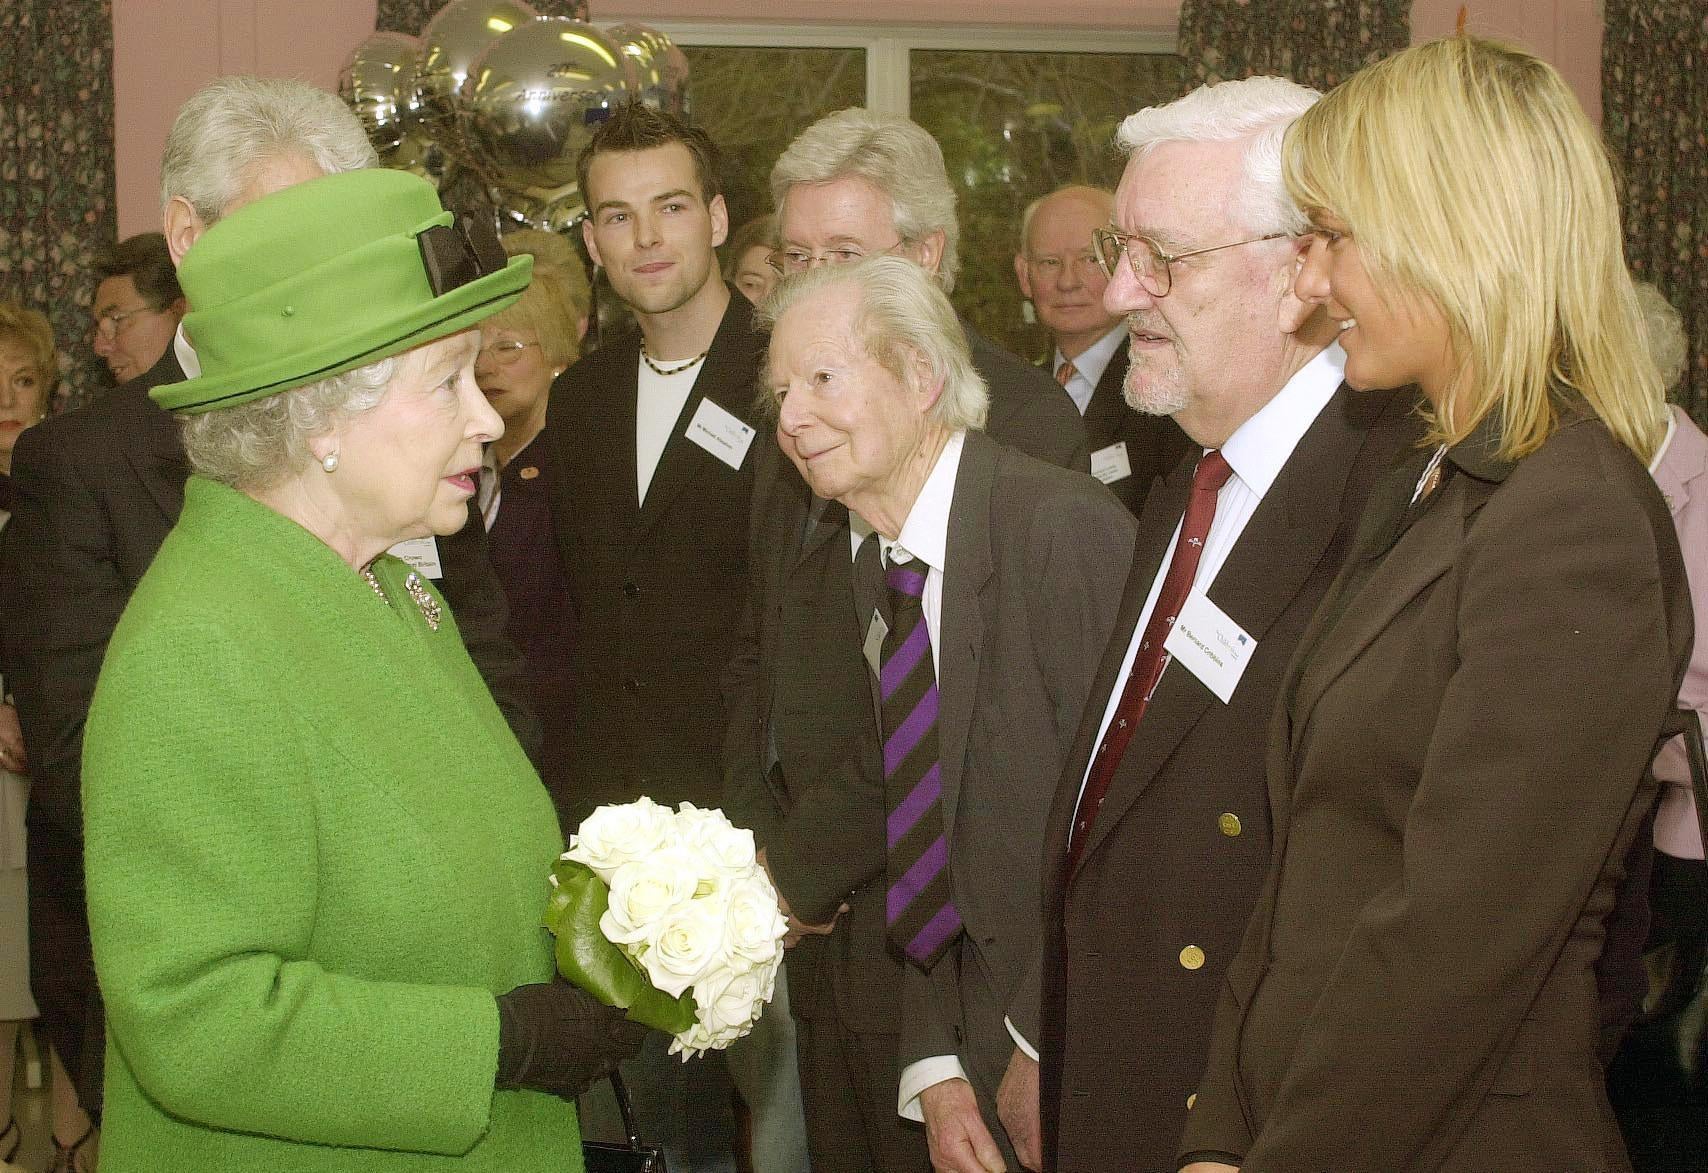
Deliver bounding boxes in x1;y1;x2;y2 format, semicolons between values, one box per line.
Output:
84;477;581;1172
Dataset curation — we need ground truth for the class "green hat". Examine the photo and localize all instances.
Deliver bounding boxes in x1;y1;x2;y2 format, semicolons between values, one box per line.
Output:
153;168;532;414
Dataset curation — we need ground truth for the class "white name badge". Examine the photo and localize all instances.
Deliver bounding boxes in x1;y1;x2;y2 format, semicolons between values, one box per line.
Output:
1090;440;1132;485
387;536;444;579
685;398;756;471
863;609;889;675
1164;592;1256;703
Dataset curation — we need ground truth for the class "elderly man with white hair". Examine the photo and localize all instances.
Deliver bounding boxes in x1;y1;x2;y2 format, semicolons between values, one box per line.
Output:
1028;77;1420;1173
756;256;1134;1173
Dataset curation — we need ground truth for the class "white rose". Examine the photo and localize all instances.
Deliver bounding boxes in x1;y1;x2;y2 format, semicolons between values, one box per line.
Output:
694;968;766;1034
642;894;730;998
566;797;677;882
669;1017;748;1060
600;849;699;947
724;874;787;968
674;804;757;875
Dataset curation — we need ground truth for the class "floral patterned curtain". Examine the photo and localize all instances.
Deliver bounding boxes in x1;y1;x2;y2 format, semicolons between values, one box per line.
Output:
1176;0;1411;92
0;1;116;414
376;0;588;36
1603;1;1707;420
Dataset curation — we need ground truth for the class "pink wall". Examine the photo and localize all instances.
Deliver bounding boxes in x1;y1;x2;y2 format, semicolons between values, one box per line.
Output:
111;0;1602;238
1410;0;1602;121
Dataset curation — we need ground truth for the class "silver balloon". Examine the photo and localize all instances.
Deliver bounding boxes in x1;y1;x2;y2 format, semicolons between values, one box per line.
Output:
605;24;690;118
459;17;630;196
494;183;586;234
416;0;540;147
387;124;458;190
338;31;423;154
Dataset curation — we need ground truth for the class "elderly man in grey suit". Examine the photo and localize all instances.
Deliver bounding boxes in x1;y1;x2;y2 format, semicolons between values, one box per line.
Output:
758;257;1134;1173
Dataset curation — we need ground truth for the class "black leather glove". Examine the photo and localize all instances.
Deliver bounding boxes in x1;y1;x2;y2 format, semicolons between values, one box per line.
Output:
494;978;650;1099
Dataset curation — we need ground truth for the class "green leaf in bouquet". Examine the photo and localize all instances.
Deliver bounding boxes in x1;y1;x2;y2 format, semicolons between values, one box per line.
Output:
545;859;696;1036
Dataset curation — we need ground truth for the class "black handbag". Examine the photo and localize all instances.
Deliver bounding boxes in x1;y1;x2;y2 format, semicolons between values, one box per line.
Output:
582;1071;666;1173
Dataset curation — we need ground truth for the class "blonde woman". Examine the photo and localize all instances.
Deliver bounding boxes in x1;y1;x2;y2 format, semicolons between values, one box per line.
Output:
1180;36;1693;1173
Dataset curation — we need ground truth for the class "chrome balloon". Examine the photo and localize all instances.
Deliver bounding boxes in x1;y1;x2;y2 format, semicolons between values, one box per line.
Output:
460;17;629;195
416;0;540;145
337;31;423;155
606;23;667;110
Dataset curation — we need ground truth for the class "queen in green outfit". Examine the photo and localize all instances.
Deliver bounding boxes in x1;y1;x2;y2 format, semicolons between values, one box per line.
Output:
82;167;646;1171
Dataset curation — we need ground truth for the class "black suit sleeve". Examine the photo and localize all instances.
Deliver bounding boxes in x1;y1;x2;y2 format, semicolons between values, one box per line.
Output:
720;449;782;849
433;500;542;760
0;427;126;844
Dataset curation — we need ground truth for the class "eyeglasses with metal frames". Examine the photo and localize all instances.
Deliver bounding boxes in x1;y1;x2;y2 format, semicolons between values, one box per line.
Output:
477;339;540;366
89;305;157;342
1091;227;1292;296
764;238;912;276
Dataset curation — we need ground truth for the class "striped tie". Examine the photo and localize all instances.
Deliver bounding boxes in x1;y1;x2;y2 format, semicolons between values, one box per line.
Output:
1055;358;1077;388
879;551;961;969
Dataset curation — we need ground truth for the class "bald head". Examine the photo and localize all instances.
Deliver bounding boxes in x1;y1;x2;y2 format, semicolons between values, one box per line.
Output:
1016;185;1120;360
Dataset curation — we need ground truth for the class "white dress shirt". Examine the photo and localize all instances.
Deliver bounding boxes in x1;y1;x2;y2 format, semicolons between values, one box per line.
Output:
635;355;701;505
1070;343;1347;836
843;434;975;1122
1053;322;1127;416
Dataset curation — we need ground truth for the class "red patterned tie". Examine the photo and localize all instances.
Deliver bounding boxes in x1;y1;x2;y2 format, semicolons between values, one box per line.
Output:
1055;359;1077;388
1066;450;1233;872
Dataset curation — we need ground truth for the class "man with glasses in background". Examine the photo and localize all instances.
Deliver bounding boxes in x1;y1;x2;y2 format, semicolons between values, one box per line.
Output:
1028;78;1421;1173
1015;185;1190;515
88;233;184;386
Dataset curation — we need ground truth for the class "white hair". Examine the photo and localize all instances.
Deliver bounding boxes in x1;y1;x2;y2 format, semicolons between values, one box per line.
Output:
182;357;395;490
1115;76;1321;236
770;108;962;293
756;255;989;432
161;76;378;225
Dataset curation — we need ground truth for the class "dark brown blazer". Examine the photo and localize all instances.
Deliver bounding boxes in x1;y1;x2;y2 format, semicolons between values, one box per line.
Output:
1180;409;1693;1172
0;347;533;1111
1079;345;1192;518
1036;383;1418;1173
853;430;1135;1149
546;293;765;828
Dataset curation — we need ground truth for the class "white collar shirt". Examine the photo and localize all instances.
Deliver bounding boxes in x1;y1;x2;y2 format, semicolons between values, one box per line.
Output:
1053;322;1127;416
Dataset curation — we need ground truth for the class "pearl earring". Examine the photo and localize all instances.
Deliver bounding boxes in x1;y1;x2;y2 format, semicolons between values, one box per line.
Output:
321;451;339;473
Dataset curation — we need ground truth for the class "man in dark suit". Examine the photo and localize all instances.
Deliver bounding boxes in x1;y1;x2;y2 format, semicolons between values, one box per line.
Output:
723;108;1091;1172
1016;184;1190;515
1028;78;1421;1173
760;257;1134;1173
0;76;533;1147
543;102;762;1173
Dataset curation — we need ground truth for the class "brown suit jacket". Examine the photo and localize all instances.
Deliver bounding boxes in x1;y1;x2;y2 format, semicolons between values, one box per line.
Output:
1037;384;1419;1173
1181;408;1694;1172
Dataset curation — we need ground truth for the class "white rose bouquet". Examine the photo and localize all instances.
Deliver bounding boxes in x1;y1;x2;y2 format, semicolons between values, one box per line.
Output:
544;797;789;1059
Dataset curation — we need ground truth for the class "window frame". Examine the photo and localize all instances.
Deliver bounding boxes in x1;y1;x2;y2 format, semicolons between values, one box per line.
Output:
655;22;1178;115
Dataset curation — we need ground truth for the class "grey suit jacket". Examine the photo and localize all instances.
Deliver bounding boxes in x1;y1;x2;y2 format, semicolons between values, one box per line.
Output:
852;429;1134;1134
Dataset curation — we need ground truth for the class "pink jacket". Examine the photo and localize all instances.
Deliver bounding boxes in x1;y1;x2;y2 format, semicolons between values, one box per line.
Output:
1650;405;1708;860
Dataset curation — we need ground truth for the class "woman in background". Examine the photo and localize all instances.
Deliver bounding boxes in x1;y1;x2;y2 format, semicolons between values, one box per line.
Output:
1181;36;1692;1173
474;228;589;826
724;215;777;306
0;301;50;1170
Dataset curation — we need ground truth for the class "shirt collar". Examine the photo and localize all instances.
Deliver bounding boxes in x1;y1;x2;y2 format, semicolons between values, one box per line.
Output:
1217;342;1346;498
886;430;965;574
1056;322;1127;392
173;323;201;380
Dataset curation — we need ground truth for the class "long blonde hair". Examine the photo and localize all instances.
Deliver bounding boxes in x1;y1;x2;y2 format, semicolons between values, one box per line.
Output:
1284;35;1666;463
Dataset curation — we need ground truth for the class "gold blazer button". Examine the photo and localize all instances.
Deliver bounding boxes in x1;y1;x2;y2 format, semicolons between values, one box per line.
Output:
1218;812;1242;837
1179;944;1206;970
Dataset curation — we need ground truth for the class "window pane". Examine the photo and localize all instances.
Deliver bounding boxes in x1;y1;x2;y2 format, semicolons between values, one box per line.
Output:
911;49;1186;360
684;46;867;232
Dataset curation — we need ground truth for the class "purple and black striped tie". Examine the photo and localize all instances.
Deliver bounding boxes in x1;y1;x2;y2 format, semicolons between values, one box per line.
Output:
880;552;962;969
